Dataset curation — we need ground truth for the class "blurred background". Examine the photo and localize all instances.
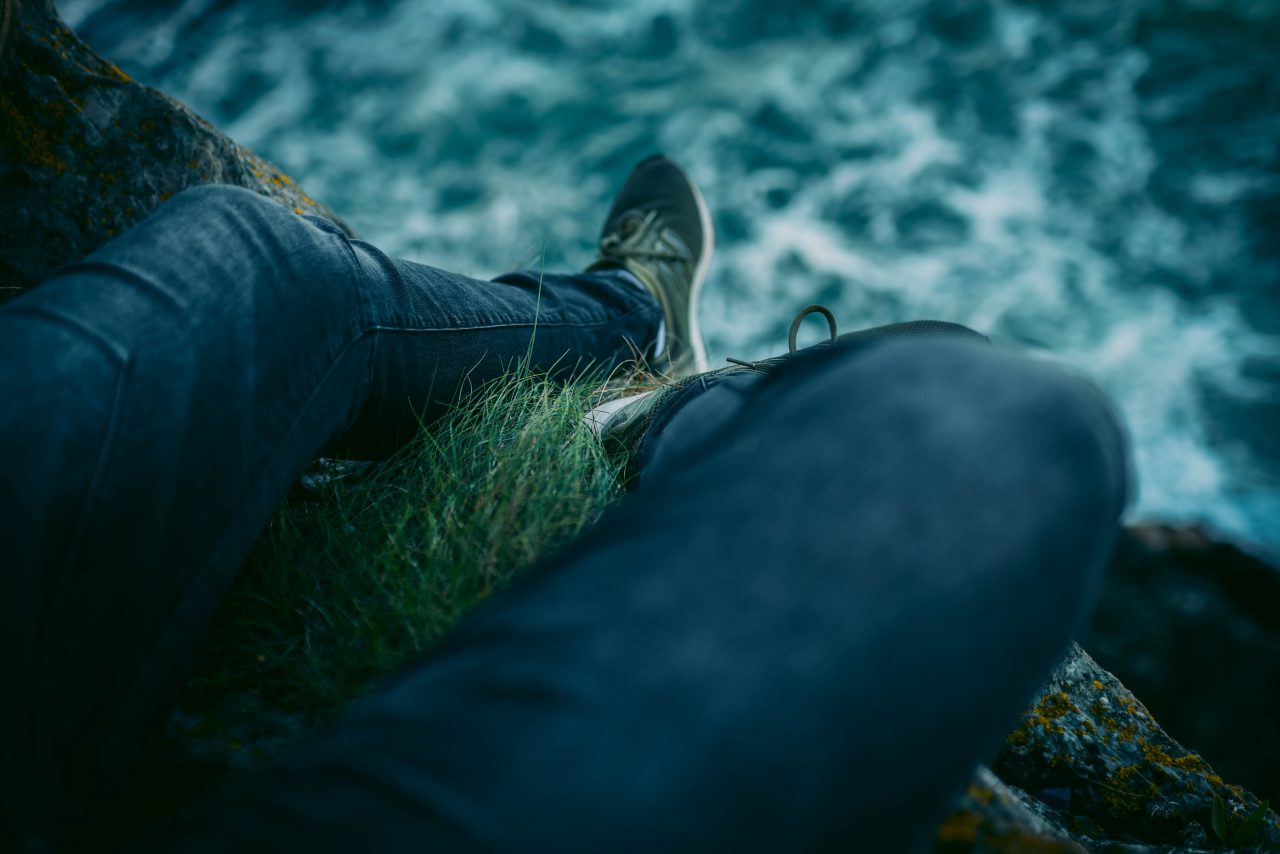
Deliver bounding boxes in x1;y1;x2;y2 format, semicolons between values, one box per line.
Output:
59;0;1279;548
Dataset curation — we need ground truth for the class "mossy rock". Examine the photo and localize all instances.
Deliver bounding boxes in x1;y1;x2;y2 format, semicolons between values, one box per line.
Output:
937;767;1086;854
0;0;351;297
992;644;1279;849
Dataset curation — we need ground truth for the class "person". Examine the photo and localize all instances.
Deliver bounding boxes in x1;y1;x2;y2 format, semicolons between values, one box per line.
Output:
0;155;1130;851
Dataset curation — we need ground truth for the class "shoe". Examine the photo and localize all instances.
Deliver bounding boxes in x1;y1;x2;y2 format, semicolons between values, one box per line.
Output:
724;305;988;372
594;305;988;480
589;154;713;377
594;306;837;470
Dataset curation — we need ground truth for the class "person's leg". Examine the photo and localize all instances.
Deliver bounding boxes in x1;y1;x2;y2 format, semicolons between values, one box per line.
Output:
154;337;1130;852
0;184;659;841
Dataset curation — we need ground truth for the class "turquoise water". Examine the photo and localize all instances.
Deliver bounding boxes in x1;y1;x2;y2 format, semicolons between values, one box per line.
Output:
63;0;1280;547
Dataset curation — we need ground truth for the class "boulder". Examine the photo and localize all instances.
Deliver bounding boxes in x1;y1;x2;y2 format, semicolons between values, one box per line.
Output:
1087;524;1280;805
985;643;1277;850
938;766;1086;854
0;0;351;300
937;526;1280;852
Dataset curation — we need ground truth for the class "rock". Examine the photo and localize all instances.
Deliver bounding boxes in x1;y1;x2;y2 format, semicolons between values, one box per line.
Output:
1087;524;1280;805
937;766;1087;853
938;526;1280;851
0;0;352;299
990;643;1279;850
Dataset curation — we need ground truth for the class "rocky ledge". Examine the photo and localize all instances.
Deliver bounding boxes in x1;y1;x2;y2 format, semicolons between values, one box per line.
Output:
0;0;351;299
4;2;1278;850
940;527;1280;851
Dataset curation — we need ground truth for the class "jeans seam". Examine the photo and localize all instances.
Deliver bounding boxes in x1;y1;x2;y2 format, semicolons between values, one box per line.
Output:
62;358;129;572
17;308;132;785
295;204;381;333
364;303;655;336
43;359;129;769
334;225;656;335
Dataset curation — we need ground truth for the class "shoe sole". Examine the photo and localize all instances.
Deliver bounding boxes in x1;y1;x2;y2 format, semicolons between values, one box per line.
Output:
683;164;714;374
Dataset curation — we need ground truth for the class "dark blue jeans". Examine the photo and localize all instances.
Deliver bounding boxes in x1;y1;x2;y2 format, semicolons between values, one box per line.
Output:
0;186;1130;851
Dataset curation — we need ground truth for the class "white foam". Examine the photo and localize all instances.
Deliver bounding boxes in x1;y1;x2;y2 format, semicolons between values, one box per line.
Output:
65;0;1280;546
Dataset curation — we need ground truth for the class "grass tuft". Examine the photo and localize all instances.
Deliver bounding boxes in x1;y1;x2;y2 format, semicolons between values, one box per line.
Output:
183;372;628;720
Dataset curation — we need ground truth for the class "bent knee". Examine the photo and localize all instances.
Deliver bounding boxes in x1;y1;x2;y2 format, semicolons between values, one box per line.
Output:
854;338;1132;513
773;338;1132;517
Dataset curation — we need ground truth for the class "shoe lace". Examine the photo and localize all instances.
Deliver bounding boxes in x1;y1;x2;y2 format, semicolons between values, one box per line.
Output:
725;304;839;369
599;210;689;263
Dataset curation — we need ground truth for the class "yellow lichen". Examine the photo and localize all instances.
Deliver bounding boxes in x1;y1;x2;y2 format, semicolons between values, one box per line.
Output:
1089;702;1138;743
101;61;132;83
1021;691;1079;736
966;782;995;807
936;810;981;844
0;87;71;173
1141;742;1208;774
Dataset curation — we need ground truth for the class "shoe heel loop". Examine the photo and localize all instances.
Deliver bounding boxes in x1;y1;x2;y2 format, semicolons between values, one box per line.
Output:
789;304;839;354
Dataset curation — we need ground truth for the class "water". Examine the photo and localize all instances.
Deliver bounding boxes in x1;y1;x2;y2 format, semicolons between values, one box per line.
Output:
61;0;1280;548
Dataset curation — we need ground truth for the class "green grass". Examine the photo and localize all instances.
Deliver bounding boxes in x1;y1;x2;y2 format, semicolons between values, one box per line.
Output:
179;372;635;752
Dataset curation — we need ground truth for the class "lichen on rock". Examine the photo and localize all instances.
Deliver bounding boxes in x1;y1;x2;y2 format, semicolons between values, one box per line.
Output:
1086;524;1280;806
0;0;352;298
990;644;1279;849
937;767;1086;854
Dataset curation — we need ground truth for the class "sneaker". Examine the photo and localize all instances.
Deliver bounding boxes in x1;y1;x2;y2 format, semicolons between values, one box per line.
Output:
589;154;714;377
594;305;988;480
591;305;838;478
724;306;988;372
